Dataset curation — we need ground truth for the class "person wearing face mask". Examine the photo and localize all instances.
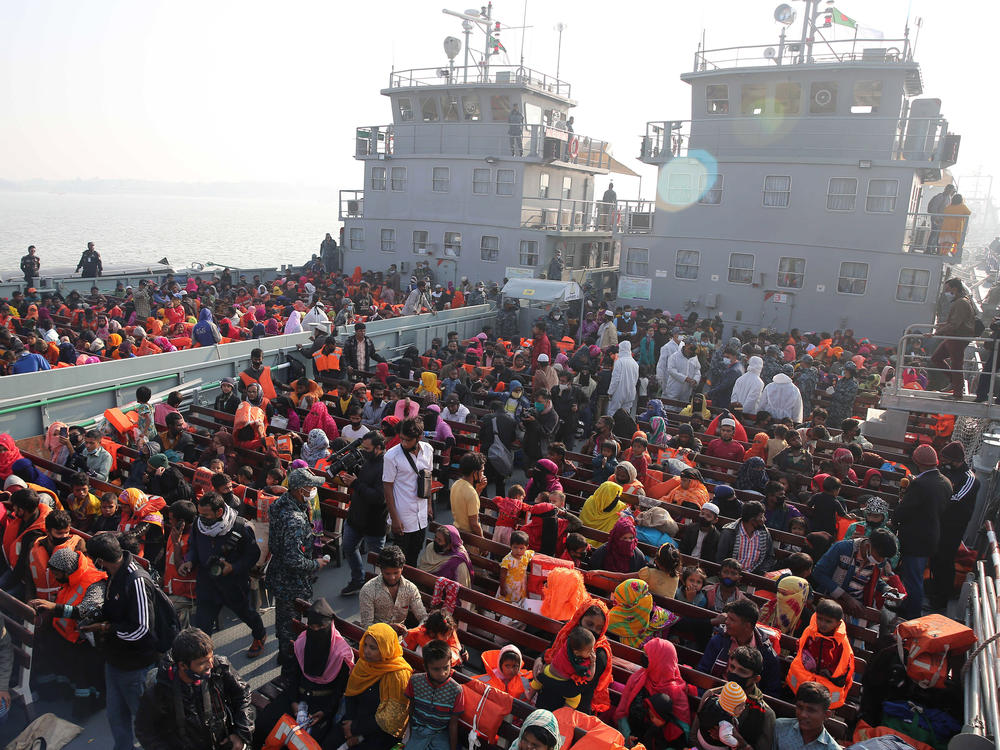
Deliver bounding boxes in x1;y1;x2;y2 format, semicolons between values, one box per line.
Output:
134;627;253;750
691;647;776;750
708;348;744;410
238;347;277;400
812;527;899;620
266;468;330;670
679;502;721;561
521;391;561;463
928;277;976;398
930;441;980;610
340;432;388;597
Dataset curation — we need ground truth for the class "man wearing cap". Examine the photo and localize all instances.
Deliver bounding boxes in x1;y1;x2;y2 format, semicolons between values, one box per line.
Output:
10;337;50;374
706;419;746;463
597;309;619;349
893;445;952;619
679;502;721;561
708;347;744;410
466;282;487;307
20;245;40;286
532;352;558;393
497;297;520;340
214;378;241;415
266;468;329;668
443;392;470;423
930;441;980;610
340;321;385;381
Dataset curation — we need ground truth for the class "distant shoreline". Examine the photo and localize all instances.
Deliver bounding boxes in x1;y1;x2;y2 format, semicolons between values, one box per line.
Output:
0;179;338;202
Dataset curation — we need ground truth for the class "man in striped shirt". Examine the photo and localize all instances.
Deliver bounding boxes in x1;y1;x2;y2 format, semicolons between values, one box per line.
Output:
716;501;775;575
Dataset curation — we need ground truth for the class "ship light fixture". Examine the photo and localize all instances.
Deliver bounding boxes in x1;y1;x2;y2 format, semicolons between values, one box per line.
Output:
485;156;499;164
774;3;796;25
858;159;872;169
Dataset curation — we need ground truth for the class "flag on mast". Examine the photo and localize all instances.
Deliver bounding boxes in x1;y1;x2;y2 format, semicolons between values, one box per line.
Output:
826;8;857;29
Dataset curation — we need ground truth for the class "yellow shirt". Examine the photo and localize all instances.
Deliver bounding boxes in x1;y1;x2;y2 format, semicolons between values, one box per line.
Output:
449;478;481;533
638;566;679;598
499;549;535;604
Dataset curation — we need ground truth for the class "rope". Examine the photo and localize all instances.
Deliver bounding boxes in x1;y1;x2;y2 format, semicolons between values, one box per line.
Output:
960;629;1000;678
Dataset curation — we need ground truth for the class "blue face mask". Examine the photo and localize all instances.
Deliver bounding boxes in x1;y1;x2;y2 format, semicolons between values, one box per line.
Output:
534;402;545;413
721;576;738;588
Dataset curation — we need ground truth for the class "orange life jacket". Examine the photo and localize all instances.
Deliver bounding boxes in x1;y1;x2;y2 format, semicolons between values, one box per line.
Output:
191;467;215;498
169;336;191;350
3;504;50;569
28;534;83;602
787;613;855;709
554;707;627;750
163;531;196;600
137;338;162;356
473;650;531;699
53;553;107;644
312;350;340;374
240;367;277;400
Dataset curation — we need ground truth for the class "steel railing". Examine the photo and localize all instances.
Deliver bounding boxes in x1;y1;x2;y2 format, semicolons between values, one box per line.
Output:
338;189;364;220
387;65;571;98
519;198;619;233
694;37;912;70
902;211;969;260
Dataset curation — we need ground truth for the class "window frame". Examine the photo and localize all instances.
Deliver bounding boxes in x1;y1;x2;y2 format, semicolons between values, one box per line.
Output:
380;228;396;253
774;82;801;115
728;252;755;284
826;177;858;211
412;230;429;255
667;172;694;205
348;227;364;251
675;249;701;280
851;80;883;114
370;166;386;192
741;84;767;116
706;84;729;114
865;178;899;214
539;172;550;199
562;175;572;200
776;256;806;289
432;166;450;193
837;261;870;296
699;173;724;205
443;231;462;258
496;169;514;196
390;166;407;192
480;234;499;262
396;97;414;122
473;168;491;195
625;247;649;277
519;239;539;266
762;175;792;208
896;267;931;303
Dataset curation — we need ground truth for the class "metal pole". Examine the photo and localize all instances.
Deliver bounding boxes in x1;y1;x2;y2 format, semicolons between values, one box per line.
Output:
463;25;471;83
555;23;565;80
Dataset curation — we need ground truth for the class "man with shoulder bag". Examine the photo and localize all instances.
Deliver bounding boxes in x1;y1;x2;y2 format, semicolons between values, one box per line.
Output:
383;418;435;566
479;401;516;496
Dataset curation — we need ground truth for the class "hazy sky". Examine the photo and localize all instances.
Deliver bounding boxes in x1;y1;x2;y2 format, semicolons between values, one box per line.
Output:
1;0;996;198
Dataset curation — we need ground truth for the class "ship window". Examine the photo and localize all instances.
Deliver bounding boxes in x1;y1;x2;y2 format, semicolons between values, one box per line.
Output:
371;166;386;192
838;262;869;295
852;80;882;114
706;84;729;114
390;167;407;192
441;95;460;122
810;81;838;114
626;248;649;277
413;230;429;254
897;268;930;302
420;97;439;122
380;228;396;252
462;96;482;121
444;231;462;257
763;175;791;207
601;241;615;267
866;179;899;213
777;257;805;289
397;98;414;122
473;168;491;195
728;253;755;284
481;235;499;262
827;178;857;211
699;173;724;205
520;240;539;266
496;169;515;196
524;102;543;125
349;228;364;251
562;176;572;199
675;249;700;279
565;241;578;268
774;82;801;115
741;84;767;116
491;95;512;122
432;167;450;193
667;173;694;204
539;173;550;199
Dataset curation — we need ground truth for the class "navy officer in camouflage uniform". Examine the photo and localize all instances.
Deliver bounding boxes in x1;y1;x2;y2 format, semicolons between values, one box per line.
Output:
497;298;520;340
793;354;819;418
266;468;329;668
827;360;860;426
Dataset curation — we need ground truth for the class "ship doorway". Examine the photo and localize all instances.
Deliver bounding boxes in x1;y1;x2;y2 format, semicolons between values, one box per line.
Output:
761;291;794;332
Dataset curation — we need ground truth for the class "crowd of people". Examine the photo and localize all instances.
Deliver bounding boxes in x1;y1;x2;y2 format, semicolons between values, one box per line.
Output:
0;253;986;750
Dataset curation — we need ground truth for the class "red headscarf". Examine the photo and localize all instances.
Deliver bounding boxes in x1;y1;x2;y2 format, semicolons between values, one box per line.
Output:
545;598;613;713
0;434;23;480
614;638;691;737
862;468;882;489
375;362;390;384
601;515;639;573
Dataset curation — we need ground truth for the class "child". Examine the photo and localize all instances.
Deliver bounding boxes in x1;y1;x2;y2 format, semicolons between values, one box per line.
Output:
785;517;809;551
473;644;531;699
92;491;123;533
623;435;650;484
675;566;708;608
562;533;592;569
498;531;535;606
806;475;848;537
134;385;157;444
65;471;102;531
547;490;566;509
637;365;650;399
637;542;681;598
403;610;466;667
591;440;619;484
704;558;748;617
529;627;594;711
787;599;855;709
492;484;527;544
765;425;788;466
696;681;746;749
404;639;465;750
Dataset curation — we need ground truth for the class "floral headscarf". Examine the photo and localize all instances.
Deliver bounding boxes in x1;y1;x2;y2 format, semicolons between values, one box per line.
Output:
511;710;563;750
607;578;657;647
649;416;669;447
300;428;330;466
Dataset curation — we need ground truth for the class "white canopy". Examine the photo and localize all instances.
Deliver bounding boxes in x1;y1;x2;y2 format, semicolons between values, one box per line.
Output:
501;279;582;303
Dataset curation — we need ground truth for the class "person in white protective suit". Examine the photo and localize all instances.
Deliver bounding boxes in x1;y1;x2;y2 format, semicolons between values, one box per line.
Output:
607;340;640;415
756;363;804;422
731;355;765;415
655;328;683;390
662;340;701;408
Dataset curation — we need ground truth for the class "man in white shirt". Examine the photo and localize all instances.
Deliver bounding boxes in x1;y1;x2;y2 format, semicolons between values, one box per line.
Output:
341;406;371;442
663;340;701;407
401;280;435;316
443;393;471;423
382;417;435;565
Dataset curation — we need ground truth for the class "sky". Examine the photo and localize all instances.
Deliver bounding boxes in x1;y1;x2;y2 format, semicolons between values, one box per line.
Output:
0;0;996;199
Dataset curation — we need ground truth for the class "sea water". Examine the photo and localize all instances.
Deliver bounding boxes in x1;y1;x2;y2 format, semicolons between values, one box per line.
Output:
0;191;337;274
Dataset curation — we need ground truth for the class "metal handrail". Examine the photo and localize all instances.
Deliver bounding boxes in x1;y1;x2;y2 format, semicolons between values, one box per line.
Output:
885;325;1000;405
387;65;571;97
694;37;912;70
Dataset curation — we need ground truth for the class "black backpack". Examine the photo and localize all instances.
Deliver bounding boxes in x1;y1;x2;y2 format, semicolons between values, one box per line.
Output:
141;570;181;653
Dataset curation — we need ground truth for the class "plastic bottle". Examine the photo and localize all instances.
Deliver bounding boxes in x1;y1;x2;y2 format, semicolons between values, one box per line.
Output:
296;702;309;729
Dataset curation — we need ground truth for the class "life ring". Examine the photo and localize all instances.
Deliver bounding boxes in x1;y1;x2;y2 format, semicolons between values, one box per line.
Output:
568;136;579;159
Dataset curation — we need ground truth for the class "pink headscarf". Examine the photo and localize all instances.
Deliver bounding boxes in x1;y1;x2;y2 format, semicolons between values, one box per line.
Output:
784;345;796;362
292;620;355;683
614;639;691;737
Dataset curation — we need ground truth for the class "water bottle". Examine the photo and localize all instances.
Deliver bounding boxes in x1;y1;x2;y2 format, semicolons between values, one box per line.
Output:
297;702;310;729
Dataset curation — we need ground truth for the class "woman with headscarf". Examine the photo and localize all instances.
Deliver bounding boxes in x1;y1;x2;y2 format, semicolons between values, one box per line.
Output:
648;416;670;448
284;310;303;335
614;461;646;497
192;308;222;346
57;342;78;366
117;487;166;559
524;458;564;505
829;447;858;484
415;371;442;400
590;515;646;573
302;402;340;442
679;392;712;420
325;623;412;750
759;576;811;636
638;398;667;424
664;467;710;509
614;638;691;745
264;317;281;336
540;599;613;714
744;432;769;462
417;524;472;587
10;458;58;494
580;481;627;539
511;709;563;750
606;578;668;648
734;456;769;493
301;428;331;468
375;362;390;385
0;434;24;480
608;340;640;415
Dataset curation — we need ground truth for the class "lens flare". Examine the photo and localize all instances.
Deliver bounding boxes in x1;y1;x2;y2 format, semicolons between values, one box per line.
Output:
656;149;719;213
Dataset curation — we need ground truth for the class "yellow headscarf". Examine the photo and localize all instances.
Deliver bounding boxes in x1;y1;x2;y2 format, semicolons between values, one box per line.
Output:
345;623;413;737
580;481;626;539
415;371;442;398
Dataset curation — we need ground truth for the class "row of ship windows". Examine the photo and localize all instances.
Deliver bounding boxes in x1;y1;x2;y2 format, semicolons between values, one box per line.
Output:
623;249;931;303
369;166;518;196
346;228;616;268
670;173;900;213
704;80;883;116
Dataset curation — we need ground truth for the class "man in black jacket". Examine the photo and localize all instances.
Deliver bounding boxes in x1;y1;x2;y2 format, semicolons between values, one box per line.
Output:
86;532;160;750
715;501;775;574
135;627;253;750
339;322;385;380
893;444;952;619
179;492;265;658
930;441;980;610
679;502;721;562
213;378;241;415
339;431;387;596
479;400;517;495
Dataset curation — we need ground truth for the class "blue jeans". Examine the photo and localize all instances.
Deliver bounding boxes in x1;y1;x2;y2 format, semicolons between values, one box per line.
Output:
898;555;929;620
406;723;450;750
106;663;152;750
343;523;385;586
